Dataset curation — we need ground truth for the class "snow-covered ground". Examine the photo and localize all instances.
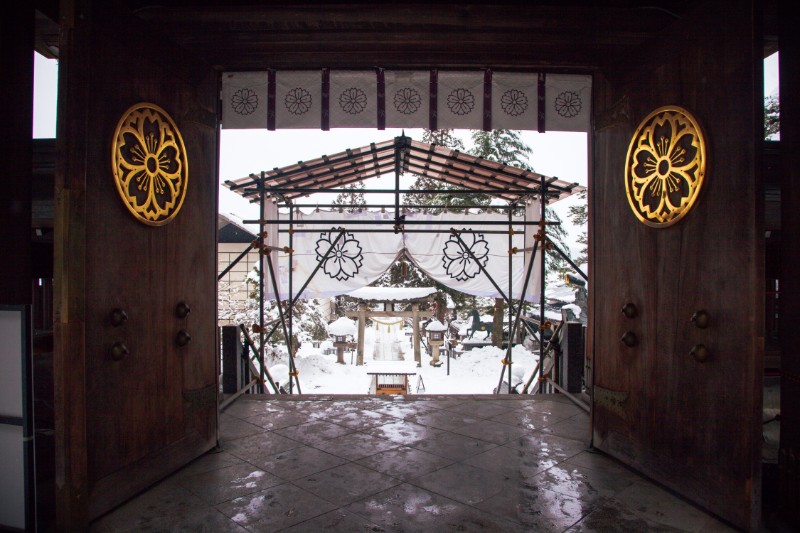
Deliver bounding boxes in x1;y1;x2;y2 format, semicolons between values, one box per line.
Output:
268;326;537;395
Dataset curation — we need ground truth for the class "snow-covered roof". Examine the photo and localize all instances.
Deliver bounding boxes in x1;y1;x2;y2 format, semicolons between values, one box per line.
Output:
364;361;418;375
426;320;447;331
327;317;357;336
345;286;437;301
547;283;576;304
562;304;582;318
527;307;565;323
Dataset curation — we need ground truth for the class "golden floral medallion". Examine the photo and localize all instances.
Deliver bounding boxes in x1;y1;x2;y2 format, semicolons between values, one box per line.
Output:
625;106;706;227
111;103;188;226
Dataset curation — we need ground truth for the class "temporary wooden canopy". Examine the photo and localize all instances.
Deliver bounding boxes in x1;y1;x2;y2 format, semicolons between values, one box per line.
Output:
224;136;583;203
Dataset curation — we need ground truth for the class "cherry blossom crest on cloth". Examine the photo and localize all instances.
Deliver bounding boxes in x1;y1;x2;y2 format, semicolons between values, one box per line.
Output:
402;212;538;299
221;69;591;132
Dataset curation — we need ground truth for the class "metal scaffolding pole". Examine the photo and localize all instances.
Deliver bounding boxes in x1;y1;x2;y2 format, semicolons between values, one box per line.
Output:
538;176;548;394
290;203;522;210
506;205;513;393
239;324;280;394
257;177;266;394
495;239;539;395
245;186;541;196
264;252;295;392
235;158;578;399
245;218;555;227
394;142;401;225
287;204;300;394
268;227;347;393
217;242;255;281
279;228;528;235
547;238;588;281
523;320;563;394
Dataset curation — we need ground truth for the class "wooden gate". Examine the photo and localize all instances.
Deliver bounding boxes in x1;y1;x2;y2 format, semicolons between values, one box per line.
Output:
54;1;219;526
590;1;762;530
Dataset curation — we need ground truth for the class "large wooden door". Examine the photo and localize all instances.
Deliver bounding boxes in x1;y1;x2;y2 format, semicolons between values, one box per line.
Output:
54;1;218;526
591;1;762;530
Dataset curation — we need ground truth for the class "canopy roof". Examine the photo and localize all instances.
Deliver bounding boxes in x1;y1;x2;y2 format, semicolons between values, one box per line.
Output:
224;136;584;204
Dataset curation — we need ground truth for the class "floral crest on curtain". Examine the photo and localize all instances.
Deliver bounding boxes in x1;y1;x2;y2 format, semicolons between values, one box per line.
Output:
316;230;364;281
442;231;489;281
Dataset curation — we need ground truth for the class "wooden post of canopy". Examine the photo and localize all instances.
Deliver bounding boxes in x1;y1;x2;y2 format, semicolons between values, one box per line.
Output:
356;303;366;365
412;303;421;367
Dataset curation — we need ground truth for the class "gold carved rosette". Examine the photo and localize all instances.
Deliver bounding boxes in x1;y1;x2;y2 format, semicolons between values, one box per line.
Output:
624;106;707;227
111;103;188;226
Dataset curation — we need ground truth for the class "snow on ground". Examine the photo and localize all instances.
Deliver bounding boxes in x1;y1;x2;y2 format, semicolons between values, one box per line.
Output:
277;327;538;395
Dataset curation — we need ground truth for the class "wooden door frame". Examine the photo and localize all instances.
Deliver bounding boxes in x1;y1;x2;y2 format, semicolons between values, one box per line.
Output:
53;0;220;528
48;1;771;529
588;1;763;529
779;0;800;526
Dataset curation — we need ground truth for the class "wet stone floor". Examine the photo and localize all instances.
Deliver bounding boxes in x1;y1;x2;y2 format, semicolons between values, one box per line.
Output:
91;394;735;532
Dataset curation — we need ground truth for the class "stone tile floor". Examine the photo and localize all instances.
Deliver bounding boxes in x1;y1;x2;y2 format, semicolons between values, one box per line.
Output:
91;394;736;532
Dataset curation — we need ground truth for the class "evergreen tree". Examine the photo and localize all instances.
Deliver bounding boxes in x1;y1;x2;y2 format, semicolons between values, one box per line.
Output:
567;191;588;267
541;208;572;280
467;130;574;279
423;128;465;151
331;181;366;212
404;129;487;212
469;130;532;169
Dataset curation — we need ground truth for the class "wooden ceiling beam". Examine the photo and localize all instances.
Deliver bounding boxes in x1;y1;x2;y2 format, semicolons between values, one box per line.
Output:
131;3;683;71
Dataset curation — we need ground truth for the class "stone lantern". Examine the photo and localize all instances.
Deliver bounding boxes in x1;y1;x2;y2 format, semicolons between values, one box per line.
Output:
327;317;357;364
426;319;447;366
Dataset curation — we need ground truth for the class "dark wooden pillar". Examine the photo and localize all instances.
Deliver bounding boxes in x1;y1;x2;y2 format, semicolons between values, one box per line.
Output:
221;326;243;394
558;322;585;394
1;4;34;305
779;0;800;525
492;298;504;347
54;0;90;527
